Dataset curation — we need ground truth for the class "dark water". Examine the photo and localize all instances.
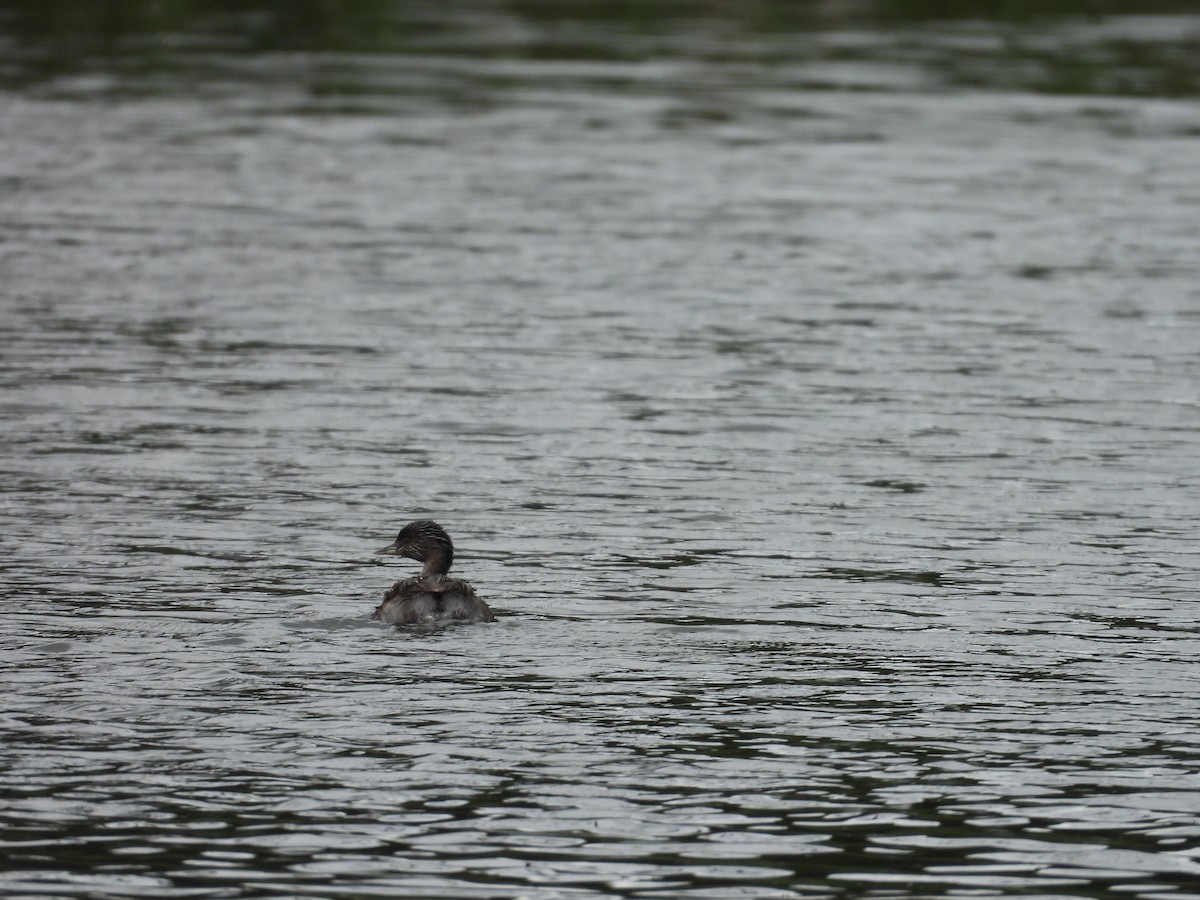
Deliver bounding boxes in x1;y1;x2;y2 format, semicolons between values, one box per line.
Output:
3;4;1200;897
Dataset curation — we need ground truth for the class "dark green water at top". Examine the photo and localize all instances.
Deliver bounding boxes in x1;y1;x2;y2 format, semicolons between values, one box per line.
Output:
3;0;1200;97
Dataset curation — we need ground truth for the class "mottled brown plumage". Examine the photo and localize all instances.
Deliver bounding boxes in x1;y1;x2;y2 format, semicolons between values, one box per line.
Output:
372;520;495;625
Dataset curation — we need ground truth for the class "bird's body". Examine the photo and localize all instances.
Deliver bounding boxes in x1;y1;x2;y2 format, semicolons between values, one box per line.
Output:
372;521;495;625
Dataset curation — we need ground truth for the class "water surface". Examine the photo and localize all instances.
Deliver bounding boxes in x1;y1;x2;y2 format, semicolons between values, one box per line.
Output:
3;4;1200;897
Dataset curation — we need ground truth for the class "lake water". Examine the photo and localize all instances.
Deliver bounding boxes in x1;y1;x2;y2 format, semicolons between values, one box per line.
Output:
3;5;1200;898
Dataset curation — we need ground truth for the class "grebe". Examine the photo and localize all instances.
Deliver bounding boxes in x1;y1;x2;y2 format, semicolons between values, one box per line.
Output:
372;520;495;625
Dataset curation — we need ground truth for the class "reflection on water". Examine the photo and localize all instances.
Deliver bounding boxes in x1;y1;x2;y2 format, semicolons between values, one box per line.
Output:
3;0;1200;897
2;0;1200;96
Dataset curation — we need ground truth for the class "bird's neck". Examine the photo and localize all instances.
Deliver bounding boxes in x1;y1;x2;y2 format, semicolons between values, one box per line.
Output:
421;550;452;576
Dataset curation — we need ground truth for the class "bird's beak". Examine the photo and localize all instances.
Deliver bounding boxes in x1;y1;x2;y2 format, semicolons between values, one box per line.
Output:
377;541;401;555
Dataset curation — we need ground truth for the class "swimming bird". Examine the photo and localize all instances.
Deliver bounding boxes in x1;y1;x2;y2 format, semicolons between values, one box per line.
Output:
372;520;496;625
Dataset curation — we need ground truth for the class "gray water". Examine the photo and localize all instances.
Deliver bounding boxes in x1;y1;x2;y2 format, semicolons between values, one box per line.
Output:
3;9;1200;898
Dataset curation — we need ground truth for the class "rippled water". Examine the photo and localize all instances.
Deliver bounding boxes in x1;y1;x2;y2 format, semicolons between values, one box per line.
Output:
4;8;1200;898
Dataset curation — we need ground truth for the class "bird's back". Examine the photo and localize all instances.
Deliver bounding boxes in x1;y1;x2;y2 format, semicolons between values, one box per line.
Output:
372;574;496;625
